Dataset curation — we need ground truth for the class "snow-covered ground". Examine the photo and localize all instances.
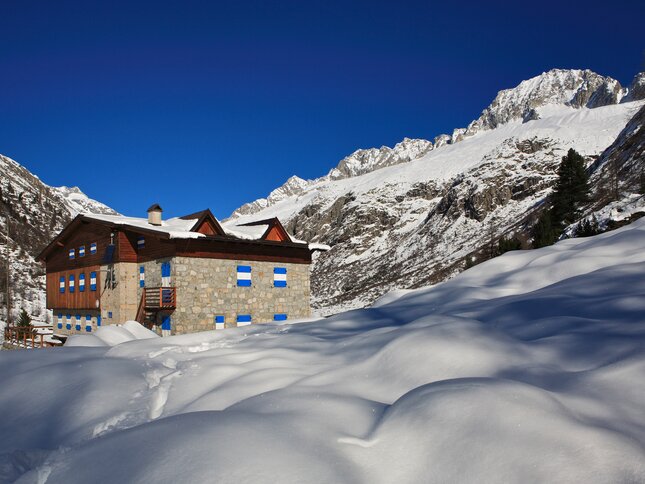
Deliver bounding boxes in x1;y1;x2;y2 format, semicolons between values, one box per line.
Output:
2;219;645;483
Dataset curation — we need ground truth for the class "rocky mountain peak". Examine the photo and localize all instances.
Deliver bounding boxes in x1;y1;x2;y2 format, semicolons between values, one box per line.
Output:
624;72;645;102
328;138;433;180
473;69;624;131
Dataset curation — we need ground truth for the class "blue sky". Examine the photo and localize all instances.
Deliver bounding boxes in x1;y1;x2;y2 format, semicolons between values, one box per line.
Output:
1;0;644;219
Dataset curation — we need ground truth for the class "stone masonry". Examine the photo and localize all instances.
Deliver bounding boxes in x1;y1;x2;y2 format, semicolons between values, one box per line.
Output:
164;257;310;334
100;262;139;325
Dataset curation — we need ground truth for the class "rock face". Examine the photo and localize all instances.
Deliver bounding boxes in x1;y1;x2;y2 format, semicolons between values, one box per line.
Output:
624;72;645;102
228;69;645;315
329;138;433;180
474;69;625;131
0;154;117;320
591;103;645;200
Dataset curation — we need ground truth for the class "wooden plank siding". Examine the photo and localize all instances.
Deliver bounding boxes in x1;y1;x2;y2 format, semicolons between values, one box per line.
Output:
173;238;311;264
46;266;101;309
43;222;114;273
118;231;138;262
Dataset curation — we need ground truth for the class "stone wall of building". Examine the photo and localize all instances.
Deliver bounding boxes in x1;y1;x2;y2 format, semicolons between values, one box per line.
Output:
170;257;310;334
52;310;102;335
100;262;138;325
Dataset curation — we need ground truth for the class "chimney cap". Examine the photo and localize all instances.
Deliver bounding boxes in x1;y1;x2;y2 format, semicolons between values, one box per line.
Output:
147;203;163;213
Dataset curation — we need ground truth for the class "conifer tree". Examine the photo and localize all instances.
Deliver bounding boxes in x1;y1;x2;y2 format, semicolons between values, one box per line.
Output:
550;148;590;230
532;149;590;248
17;309;31;328
532;210;557;248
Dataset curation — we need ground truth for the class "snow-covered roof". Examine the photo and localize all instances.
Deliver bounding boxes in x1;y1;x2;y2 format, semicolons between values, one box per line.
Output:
82;213;205;239
222;224;269;240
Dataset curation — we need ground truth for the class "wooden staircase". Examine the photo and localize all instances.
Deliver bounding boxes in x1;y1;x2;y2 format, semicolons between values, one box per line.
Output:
135;287;176;328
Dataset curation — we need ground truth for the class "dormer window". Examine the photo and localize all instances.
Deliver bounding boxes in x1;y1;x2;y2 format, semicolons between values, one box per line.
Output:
137;236;145;249
69;248;75;259
79;245;85;257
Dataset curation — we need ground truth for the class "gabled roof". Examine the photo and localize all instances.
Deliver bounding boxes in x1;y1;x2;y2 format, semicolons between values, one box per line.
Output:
36;209;318;262
237;217;292;242
179;209;226;236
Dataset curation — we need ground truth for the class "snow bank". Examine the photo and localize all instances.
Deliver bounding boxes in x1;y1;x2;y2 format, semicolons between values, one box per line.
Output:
1;220;645;482
65;321;158;347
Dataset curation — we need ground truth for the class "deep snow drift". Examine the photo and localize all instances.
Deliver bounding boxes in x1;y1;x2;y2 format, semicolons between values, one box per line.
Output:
2;220;645;483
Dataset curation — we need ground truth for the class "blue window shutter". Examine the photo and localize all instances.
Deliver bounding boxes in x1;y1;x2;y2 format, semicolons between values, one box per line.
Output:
97;315;101;327
273;267;287;287
75;314;81;330
90;242;97;254
237;265;252;287
236;314;252;323
59;276;65;293
90;271;97;291
108;312;112;319
215;315;225;323
139;266;145;287
161;262;170;278
66;314;71;330
79;273;85;292
79;246;85;257
57;313;63;329
85;314;92;332
69;248;75;259
161;315;171;330
273;314;287;321
69;274;75;293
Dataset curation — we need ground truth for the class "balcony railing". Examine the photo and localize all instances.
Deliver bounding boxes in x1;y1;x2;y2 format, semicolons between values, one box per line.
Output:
143;287;176;309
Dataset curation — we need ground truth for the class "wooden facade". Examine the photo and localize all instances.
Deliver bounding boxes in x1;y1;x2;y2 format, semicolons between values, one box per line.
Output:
46;266;101;309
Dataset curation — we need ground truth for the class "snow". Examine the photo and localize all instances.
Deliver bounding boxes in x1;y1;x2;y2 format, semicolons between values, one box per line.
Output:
221;223;269;240
66;321;159;347
1;219;645;482
83;213;205;239
231;101;645;228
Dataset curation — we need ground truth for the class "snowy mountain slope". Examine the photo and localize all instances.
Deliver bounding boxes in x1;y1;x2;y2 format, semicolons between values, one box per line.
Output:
229;69;644;221
2;218;645;483
226;97;644;314
0;154;117;322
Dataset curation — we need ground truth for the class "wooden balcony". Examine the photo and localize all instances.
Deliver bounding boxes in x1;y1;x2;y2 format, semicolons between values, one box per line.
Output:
143;287;176;309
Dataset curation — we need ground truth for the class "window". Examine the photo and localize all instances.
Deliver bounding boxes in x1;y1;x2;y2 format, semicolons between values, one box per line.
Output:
215;315;225;329
273;314;287;321
69;274;75;293
90;242;97;254
69;248;75;259
66;314;72;330
90;271;97;291
79;245;85;257
57;313;63;329
97;315;101;327
137;236;145;249
85;314;92;332
75;314;81;331
273;267;287;287
236;314;252;326
139;266;145;288
59;276;65;294
161;262;171;286
108;312;113;319
237;265;251;287
79;273;85;292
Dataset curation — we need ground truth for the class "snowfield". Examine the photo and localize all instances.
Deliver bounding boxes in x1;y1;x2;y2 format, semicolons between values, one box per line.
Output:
2;219;645;483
